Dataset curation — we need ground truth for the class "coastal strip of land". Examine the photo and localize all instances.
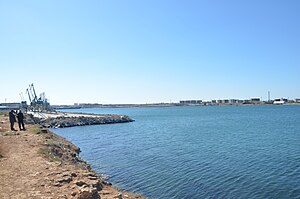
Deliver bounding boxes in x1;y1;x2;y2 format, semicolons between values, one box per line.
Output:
0;112;144;199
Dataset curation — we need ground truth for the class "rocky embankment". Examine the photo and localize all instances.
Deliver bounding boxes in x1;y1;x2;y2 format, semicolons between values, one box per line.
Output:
27;112;134;128
33;128;107;198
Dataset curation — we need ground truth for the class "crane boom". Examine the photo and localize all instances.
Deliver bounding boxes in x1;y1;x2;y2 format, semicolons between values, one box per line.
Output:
31;83;38;102
26;89;32;102
19;92;25;100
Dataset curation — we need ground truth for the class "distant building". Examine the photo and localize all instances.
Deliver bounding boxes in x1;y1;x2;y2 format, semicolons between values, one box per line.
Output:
295;98;300;103
0;102;21;111
273;101;285;105
273;98;285;105
222;99;229;104
243;100;251;104
251;98;261;103
179;100;202;105
0;103;20;108
229;99;238;104
196;100;202;104
202;101;212;105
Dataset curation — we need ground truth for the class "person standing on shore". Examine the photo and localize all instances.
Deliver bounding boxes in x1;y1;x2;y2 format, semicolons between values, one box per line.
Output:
9;110;16;131
17;110;26;131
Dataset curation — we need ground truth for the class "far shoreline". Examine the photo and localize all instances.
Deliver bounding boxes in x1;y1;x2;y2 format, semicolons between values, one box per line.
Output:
54;103;300;110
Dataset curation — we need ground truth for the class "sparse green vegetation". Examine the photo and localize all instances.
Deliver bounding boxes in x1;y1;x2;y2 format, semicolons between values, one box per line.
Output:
38;136;61;162
29;125;42;134
43;138;56;146
38;146;61;162
0;112;9;117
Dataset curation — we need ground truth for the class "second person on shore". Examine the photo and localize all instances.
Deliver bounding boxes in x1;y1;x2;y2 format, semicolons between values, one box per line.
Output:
17;110;26;131
9;110;16;131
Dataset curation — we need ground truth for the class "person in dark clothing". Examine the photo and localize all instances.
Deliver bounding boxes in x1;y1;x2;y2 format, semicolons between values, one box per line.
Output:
9;110;16;131
17;110;26;131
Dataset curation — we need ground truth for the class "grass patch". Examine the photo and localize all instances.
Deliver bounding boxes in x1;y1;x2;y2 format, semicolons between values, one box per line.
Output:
38;147;61;162
0;112;9;117
43;138;56;146
29;125;42;134
38;134;63;162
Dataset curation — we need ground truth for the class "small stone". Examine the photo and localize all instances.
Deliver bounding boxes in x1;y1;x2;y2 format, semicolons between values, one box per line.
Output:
102;181;112;186
115;193;122;199
57;176;72;183
75;180;86;186
53;182;63;187
90;180;103;191
88;176;98;180
71;191;77;196
41;129;48;133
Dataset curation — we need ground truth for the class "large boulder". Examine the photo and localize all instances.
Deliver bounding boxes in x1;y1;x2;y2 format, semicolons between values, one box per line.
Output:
77;188;100;199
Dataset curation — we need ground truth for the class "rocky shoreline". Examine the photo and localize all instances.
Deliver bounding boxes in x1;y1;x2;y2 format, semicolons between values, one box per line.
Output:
36;127;141;198
35;128;107;198
0;112;144;199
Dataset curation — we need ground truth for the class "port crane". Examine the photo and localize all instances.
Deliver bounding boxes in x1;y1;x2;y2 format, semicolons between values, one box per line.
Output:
25;83;51;112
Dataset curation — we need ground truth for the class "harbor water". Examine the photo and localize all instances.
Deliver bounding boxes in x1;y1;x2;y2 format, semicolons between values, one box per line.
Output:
52;105;300;199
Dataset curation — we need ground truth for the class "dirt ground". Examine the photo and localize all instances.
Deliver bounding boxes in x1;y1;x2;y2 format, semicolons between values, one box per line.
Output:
0;112;144;199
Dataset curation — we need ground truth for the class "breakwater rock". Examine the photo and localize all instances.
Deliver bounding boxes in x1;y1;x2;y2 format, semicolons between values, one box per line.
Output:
27;112;134;128
42;115;134;128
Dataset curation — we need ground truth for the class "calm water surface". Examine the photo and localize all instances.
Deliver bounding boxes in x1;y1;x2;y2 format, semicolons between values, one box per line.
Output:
52;105;300;199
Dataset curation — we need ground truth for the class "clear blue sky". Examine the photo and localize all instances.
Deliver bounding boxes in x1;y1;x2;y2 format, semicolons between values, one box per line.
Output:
1;0;299;105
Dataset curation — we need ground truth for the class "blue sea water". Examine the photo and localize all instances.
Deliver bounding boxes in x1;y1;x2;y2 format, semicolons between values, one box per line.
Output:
52;105;300;199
